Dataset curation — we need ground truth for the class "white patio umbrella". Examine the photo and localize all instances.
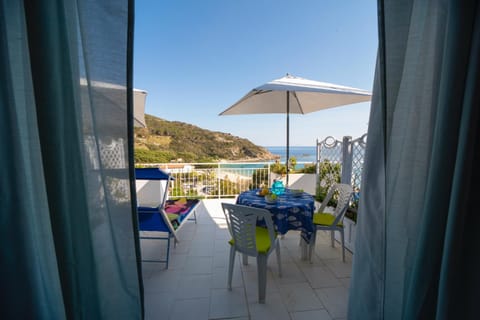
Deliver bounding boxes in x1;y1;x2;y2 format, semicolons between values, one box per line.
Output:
219;74;372;185
81;79;148;129
133;88;147;127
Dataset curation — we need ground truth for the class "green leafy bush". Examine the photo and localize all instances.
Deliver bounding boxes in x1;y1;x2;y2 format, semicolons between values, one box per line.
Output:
270;161;286;174
298;163;316;173
315;160;341;206
288;156;297;171
134;149;176;163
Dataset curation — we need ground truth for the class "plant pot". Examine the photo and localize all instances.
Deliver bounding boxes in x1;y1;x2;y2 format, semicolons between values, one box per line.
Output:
334;216;356;253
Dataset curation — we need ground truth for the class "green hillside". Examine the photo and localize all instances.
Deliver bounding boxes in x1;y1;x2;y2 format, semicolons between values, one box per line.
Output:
134;114;276;163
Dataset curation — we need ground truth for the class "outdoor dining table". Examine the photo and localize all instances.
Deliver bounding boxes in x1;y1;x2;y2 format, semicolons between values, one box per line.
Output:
236;189;316;259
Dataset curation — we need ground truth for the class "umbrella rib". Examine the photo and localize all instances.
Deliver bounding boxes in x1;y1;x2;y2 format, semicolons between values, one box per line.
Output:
290;91;305;114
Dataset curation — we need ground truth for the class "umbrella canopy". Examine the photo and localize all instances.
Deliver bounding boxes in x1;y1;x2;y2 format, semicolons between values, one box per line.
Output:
78;80;149;140
133;88;148;127
81;79;148;131
219;74;372;185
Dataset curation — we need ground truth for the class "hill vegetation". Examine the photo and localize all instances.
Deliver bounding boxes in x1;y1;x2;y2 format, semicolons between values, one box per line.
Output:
134;114;277;163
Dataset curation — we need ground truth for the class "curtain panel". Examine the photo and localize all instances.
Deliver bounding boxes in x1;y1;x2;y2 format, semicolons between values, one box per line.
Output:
0;1;142;319
349;1;480;319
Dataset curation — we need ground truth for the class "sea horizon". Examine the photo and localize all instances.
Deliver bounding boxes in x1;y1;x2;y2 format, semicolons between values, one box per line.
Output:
264;146;317;163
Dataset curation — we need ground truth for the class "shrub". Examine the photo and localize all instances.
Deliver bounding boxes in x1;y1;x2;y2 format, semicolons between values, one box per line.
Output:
270;161;286;174
315;160;341;206
298;163;316;173
134;149;176;163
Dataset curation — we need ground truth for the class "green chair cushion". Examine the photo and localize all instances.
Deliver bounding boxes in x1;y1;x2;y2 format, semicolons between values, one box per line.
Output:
313;212;343;227
228;226;273;254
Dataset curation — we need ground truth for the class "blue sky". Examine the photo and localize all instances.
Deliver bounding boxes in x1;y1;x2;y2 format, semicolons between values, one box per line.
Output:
134;1;378;146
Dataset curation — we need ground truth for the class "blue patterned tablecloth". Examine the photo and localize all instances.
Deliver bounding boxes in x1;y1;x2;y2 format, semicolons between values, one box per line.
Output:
236;189;315;243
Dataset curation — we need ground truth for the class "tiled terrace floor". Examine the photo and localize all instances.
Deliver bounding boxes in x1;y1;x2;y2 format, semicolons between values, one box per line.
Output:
141;199;352;320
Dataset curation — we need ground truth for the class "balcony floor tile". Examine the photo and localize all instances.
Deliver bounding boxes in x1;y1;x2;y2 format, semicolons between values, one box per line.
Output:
143;199;352;319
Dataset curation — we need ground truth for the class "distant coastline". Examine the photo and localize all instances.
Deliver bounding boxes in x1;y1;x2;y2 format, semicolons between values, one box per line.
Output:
220;146;318;163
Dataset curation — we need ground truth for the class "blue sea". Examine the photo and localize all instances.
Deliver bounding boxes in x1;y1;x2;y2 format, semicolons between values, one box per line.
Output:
265;146;317;164
220;146;317;172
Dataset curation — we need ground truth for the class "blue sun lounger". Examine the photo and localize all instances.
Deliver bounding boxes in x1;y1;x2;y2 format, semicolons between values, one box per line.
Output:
136;168;198;268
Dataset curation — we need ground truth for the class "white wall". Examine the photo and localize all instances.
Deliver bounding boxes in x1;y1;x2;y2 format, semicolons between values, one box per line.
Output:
271;173;317;195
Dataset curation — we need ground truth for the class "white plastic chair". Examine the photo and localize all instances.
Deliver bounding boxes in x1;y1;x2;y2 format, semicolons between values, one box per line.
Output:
221;203;282;304
309;183;353;262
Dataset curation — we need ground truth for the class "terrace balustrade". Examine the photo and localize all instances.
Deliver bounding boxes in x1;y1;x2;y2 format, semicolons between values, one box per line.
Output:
135;134;367;201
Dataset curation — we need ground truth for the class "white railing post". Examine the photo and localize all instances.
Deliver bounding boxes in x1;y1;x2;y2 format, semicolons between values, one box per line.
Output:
268;162;271;187
217;162;221;199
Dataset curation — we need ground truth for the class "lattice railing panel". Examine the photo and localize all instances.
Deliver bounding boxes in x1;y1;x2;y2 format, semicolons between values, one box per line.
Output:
316;137;343;203
351;134;367;191
351;134;367;208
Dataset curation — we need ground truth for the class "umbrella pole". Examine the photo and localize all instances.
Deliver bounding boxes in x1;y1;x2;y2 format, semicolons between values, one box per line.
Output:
286;91;290;187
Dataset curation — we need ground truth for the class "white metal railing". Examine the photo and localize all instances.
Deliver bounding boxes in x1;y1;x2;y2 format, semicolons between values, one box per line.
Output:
136;161;316;198
136;134;367;201
316;134;367;209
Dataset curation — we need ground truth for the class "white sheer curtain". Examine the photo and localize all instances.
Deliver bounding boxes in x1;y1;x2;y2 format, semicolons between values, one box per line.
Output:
349;1;480;319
